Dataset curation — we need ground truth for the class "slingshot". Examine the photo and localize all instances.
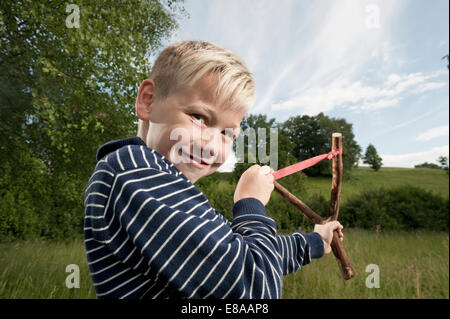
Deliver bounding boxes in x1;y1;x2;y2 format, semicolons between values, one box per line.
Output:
272;133;355;280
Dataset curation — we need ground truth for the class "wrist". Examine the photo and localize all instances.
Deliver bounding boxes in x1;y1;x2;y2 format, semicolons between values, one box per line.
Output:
305;232;325;259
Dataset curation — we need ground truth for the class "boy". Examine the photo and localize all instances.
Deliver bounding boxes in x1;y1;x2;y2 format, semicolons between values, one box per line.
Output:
84;40;344;299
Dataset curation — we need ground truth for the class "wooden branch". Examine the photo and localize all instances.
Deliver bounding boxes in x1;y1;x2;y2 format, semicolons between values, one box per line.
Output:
273;133;355;280
274;181;324;225
328;133;343;220
328;133;355;280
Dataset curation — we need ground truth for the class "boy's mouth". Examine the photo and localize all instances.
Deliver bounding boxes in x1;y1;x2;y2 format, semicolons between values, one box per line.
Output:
189;155;211;169
183;152;213;169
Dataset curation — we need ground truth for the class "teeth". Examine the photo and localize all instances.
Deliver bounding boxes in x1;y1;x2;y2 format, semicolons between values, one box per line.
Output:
190;155;206;165
185;151;212;166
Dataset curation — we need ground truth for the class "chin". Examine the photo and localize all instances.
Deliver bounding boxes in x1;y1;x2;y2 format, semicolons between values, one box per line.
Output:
193;171;213;183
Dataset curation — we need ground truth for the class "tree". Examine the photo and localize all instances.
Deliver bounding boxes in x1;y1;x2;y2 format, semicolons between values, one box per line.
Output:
437;156;448;168
363;144;383;171
1;0;185;180
437;156;448;172
414;162;441;169
0;0;185;239
281;112;362;177
416;156;449;172
442;54;449;70
232;114;297;181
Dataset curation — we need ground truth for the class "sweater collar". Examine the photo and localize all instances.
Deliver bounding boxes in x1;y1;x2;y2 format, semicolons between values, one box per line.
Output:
96;137;190;183
96;137;146;161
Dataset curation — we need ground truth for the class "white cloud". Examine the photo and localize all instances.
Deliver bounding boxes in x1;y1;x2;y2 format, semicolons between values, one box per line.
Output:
271;70;447;114
359;98;399;111
416;125;449;142
253;0;404;113
385;73;402;86
379;145;449;168
370;106;444;139
417;82;447;93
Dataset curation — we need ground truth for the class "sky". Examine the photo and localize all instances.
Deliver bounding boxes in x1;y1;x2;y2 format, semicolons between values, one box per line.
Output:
159;0;449;171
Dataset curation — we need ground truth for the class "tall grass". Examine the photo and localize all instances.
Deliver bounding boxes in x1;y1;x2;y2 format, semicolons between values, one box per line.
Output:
1;167;447;298
0;238;96;299
282;229;449;298
0;229;447;299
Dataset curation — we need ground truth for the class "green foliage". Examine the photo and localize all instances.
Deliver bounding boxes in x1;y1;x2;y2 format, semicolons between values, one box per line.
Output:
1;0;185;180
414;162;442;169
363;144;383;171
1;230;448;298
340;186;449;231
0;0;184;240
233;114;298;182
437;155;449;171
0;147;87;240
281;112;362;177
195;172;235;221
415;156;449;175
442;54;449;69
283;229;449;298
196;171;310;231
232;112;362;182
198;168;449;233
267;172;309;230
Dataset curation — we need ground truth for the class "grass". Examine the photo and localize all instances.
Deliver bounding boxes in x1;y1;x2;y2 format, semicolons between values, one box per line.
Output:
0;167;448;299
0;238;96;299
305;167;449;204
282;229;449;298
0;229;447;299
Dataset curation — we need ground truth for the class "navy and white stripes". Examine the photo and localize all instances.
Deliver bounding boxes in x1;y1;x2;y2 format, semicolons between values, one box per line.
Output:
84;137;324;299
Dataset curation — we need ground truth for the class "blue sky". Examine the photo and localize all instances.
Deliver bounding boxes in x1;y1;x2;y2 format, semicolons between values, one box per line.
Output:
159;0;449;170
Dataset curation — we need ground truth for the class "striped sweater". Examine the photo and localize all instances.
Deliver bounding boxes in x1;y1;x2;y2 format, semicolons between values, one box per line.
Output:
84;137;324;299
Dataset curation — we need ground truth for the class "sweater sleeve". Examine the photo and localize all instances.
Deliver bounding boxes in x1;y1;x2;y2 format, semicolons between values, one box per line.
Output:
102;167;286;299
275;232;324;276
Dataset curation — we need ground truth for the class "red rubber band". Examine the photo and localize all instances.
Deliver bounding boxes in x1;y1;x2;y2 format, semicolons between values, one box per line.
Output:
272;149;342;180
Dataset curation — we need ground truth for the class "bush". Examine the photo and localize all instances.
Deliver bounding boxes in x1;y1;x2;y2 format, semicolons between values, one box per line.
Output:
0;155;85;241
198;171;312;231
340;186;449;231
414;162;441;169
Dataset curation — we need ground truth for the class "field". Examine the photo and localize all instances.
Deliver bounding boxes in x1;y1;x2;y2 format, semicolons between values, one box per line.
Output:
303;166;449;204
0;229;447;299
0;167;448;299
282;229;448;298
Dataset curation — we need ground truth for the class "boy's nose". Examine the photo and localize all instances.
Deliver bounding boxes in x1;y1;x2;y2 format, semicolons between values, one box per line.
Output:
194;142;220;161
193;128;223;162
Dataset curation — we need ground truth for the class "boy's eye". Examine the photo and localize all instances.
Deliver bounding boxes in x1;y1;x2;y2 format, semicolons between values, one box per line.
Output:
192;114;205;124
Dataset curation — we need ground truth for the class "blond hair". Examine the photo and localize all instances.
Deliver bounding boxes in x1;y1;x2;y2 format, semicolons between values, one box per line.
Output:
138;41;255;136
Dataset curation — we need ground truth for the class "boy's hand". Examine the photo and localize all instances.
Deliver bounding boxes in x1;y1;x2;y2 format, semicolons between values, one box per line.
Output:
313;221;344;254
234;165;274;206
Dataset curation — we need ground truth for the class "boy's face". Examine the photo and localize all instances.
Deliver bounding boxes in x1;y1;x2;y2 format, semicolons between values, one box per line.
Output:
136;75;246;183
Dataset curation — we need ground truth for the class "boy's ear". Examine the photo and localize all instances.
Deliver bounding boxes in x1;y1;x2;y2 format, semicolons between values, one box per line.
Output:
136;79;156;121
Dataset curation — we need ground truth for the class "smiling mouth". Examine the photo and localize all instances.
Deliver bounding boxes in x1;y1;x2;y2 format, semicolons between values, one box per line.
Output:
181;151;213;169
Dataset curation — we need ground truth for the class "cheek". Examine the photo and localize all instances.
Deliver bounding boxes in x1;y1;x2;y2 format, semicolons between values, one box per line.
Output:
218;140;233;162
152;125;184;157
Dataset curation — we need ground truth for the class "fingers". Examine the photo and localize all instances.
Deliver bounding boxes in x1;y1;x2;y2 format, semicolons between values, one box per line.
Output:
328;221;344;242
259;165;275;182
337;228;344;242
259;165;271;175
334;222;344;241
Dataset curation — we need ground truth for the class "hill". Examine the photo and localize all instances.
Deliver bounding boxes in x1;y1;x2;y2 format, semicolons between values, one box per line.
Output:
305;166;449;204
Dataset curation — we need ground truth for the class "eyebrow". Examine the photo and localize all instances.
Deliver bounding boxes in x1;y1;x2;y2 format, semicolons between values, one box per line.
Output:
187;103;241;129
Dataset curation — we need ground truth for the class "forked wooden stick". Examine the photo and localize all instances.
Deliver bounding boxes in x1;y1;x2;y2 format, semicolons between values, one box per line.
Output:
327;133;355;280
273;133;355;280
